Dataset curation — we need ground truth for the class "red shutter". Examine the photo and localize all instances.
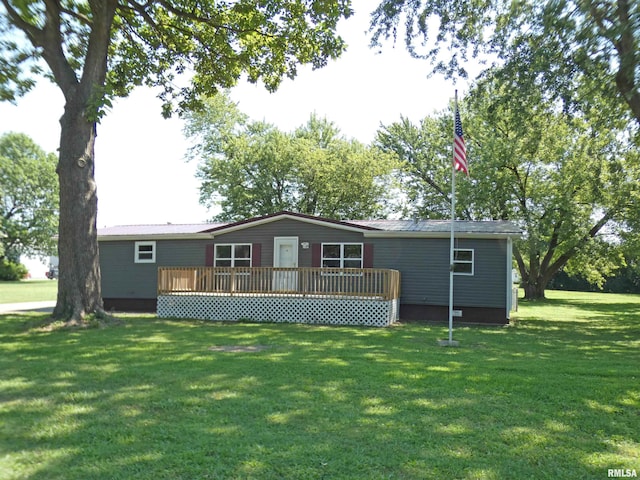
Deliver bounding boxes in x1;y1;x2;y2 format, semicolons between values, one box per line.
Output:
205;244;214;266
312;243;321;267
363;243;374;268
252;243;262;267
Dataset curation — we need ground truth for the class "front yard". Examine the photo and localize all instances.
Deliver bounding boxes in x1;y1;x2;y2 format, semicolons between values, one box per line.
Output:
0;280;57;304
0;290;638;479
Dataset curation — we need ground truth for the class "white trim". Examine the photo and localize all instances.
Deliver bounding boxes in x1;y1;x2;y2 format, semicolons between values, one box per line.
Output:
134;241;156;263
453;248;474;276
273;237;299;268
273;237;299;291
321;242;364;269
214;243;252;267
209;214;369;237
100;233;215;241
100;230;520;242
364;231;520;240
506;237;513;318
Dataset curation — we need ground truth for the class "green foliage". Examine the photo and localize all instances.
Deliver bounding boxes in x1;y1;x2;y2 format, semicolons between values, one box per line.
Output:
376;114;454;219
374;74;640;299
185;93;400;221
1;0;352;117
549;266;640;294
1;291;639;478
370;1;640;126
1;0;353;320
562;239;625;289
464;74;640;298
0;132;59;260
0;259;28;281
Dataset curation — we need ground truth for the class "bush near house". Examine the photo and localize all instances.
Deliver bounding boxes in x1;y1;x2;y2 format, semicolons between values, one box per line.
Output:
0;259;28;281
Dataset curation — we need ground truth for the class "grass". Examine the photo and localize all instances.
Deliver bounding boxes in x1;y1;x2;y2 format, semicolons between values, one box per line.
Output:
0;280;58;304
1;290;638;479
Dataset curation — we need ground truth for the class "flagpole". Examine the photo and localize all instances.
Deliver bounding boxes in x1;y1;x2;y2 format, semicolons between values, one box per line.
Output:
443;90;466;347
448;90;457;345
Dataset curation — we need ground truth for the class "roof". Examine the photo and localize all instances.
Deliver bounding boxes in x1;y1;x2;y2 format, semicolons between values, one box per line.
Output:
351;219;522;237
200;211;380;235
97;223;225;240
98;211;522;240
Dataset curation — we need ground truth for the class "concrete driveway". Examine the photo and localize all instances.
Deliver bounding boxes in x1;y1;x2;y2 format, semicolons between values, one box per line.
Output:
0;301;56;314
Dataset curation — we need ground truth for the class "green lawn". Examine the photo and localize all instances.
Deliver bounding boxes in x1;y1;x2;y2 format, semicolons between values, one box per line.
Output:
1;290;638;479
0;280;58;304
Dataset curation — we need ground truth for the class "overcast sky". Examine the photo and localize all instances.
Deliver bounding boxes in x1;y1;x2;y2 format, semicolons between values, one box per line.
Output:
0;0;473;228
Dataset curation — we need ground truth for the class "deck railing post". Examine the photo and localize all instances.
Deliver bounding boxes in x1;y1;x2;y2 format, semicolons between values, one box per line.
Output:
158;266;400;300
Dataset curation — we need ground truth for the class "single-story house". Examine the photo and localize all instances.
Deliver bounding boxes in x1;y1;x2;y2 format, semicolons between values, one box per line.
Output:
97;211;521;326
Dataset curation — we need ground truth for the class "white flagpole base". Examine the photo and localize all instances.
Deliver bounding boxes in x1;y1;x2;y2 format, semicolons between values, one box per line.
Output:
438;339;460;347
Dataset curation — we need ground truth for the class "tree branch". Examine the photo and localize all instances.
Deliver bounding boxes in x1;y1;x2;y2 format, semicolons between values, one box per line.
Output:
0;0;42;40
513;246;528;283
79;0;117;93
38;0;79;95
590;0;640;124
59;5;93;26
544;210;615;279
124;0;277;39
539;218;562;274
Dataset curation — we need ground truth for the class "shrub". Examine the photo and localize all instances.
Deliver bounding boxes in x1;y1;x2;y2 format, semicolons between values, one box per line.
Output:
0;259;29;281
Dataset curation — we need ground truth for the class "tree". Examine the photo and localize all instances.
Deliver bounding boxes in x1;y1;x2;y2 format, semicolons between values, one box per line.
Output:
369;1;640;127
292;115;400;219
376;114;456;220
0;132;58;262
375;78;640;299
185;94;399;221
468;73;640;299
0;0;351;321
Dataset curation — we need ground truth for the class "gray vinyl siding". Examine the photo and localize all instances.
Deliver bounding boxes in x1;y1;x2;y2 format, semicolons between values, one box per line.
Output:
370;237;508;308
99;239;211;298
211;218;365;267
100;218;509;310
100;219;366;297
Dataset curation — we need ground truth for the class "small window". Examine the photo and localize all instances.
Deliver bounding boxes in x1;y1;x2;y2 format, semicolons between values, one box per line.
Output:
321;243;363;269
453;248;474;275
215;244;252;267
135;241;156;263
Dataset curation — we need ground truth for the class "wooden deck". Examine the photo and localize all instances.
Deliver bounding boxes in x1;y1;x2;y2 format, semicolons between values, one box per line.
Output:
158;266;401;300
157;267;401;326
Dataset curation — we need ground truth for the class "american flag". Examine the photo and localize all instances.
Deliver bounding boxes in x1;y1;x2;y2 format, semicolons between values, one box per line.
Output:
454;104;468;175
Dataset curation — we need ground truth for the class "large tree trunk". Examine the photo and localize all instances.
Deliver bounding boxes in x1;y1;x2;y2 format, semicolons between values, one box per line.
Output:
523;277;547;300
52;98;103;322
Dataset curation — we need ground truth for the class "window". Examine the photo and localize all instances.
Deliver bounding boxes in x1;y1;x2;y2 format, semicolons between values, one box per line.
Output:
321;243;363;268
453;249;474;275
135;241;156;263
214;244;252;267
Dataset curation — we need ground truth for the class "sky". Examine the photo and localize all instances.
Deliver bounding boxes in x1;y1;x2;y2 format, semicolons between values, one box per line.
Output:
0;0;473;229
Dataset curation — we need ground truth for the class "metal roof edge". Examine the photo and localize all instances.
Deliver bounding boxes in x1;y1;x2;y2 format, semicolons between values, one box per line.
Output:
98;233;215;241
203;211;376;236
363;231;522;239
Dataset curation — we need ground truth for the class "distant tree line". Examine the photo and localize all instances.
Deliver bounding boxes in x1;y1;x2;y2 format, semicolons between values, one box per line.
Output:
549;267;640;295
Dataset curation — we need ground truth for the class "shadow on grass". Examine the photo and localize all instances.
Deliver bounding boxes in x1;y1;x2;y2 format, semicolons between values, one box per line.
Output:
0;305;638;479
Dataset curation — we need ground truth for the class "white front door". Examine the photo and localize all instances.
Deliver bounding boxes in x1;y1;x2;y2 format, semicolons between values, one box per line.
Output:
273;237;298;290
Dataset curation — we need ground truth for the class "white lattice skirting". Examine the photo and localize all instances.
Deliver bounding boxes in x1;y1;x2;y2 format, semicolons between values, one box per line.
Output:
157;294;399;327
